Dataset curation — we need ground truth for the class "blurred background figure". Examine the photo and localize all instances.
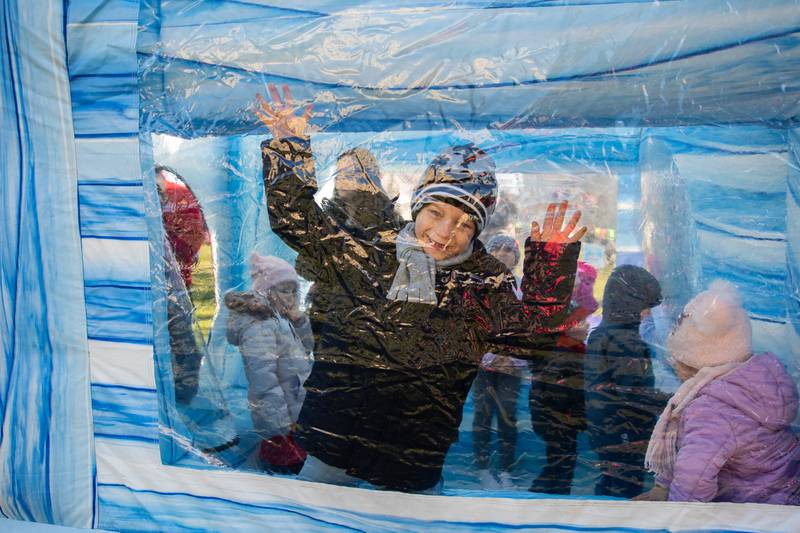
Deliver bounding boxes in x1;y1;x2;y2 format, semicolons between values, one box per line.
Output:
472;234;525;489
584;265;665;498
225;254;314;474
324;147;399;231
529;261;599;494
156;166;210;405
296;146;399;297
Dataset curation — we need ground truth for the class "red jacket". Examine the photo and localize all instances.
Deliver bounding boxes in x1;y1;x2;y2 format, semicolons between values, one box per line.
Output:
159;179;208;288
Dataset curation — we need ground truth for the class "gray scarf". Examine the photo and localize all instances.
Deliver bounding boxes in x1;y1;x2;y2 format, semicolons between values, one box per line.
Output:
387;223;473;305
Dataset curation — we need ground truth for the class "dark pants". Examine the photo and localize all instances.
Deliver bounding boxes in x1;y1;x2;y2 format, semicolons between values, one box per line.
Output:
472;369;522;472
166;287;202;405
529;414;580;494
590;436;651;498
528;350;586;495
587;399;659;498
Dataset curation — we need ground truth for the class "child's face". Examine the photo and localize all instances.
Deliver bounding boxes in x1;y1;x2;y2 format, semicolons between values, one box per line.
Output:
335;155;365;194
492;248;518;270
671;359;698;382
267;281;298;315
414;202;476;261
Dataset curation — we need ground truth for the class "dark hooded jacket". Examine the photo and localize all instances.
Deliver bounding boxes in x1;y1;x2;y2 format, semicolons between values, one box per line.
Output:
585;265;667;444
262;137;580;491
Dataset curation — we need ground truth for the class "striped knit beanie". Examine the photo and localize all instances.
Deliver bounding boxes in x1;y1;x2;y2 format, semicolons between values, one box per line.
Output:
410;143;498;234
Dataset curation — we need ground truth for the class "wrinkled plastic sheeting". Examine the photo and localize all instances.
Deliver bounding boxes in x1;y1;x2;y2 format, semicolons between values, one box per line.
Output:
137;0;800;499
138;1;800;136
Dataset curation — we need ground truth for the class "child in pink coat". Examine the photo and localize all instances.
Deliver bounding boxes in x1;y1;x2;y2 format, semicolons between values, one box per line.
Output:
639;281;800;504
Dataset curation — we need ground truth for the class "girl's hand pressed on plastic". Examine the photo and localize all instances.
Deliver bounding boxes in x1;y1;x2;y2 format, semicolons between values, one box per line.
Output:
254;83;313;140
632;485;668;501
285;305;306;324
530;200;587;244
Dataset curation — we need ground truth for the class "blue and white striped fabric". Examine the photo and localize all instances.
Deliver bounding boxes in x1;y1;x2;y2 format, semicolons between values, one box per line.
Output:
1;0;95;527
2;0;800;531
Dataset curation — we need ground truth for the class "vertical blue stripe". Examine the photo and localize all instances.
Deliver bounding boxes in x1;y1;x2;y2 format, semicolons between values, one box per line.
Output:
0;0;94;527
787;128;800;347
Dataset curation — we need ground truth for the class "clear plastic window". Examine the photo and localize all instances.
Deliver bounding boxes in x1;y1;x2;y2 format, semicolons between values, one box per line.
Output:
140;1;800;503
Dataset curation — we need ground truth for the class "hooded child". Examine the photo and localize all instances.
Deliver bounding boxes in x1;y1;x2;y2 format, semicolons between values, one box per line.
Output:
225;253;314;474
584;264;666;498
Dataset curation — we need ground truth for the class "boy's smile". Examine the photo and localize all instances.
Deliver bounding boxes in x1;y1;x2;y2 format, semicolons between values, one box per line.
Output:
414;201;476;261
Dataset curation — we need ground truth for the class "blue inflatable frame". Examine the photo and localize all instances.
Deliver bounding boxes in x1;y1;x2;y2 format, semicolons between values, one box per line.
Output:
2;0;800;530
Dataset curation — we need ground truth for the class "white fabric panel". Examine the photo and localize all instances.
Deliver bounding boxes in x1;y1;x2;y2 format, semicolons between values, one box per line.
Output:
89;340;155;389
82;238;150;285
75;137;140;184
94;438;800;532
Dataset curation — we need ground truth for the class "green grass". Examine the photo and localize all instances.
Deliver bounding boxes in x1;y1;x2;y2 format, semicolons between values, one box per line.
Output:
189;243;216;340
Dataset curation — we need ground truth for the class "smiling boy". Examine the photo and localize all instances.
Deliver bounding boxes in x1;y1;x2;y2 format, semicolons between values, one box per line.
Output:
256;84;585;492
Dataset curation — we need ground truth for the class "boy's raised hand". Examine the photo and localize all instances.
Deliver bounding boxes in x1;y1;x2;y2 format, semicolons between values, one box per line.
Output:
530;200;587;244
254;83;313;140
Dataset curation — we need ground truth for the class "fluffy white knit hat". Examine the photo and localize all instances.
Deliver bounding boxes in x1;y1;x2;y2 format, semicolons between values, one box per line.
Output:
250;253;298;296
667;280;752;369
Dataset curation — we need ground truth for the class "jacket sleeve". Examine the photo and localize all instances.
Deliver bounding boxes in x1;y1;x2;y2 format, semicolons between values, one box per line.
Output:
291;314;315;354
262;137;336;265
484;239;580;360
584;332;611;387
238;320;293;438
668;400;738;502
613;338;654;388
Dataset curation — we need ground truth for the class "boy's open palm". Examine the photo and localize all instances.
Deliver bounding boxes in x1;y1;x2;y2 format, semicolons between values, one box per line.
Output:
254;83;313;140
530;200;587;244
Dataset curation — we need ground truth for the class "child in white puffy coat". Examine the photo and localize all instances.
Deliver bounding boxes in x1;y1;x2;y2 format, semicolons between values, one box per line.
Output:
225;253;314;473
